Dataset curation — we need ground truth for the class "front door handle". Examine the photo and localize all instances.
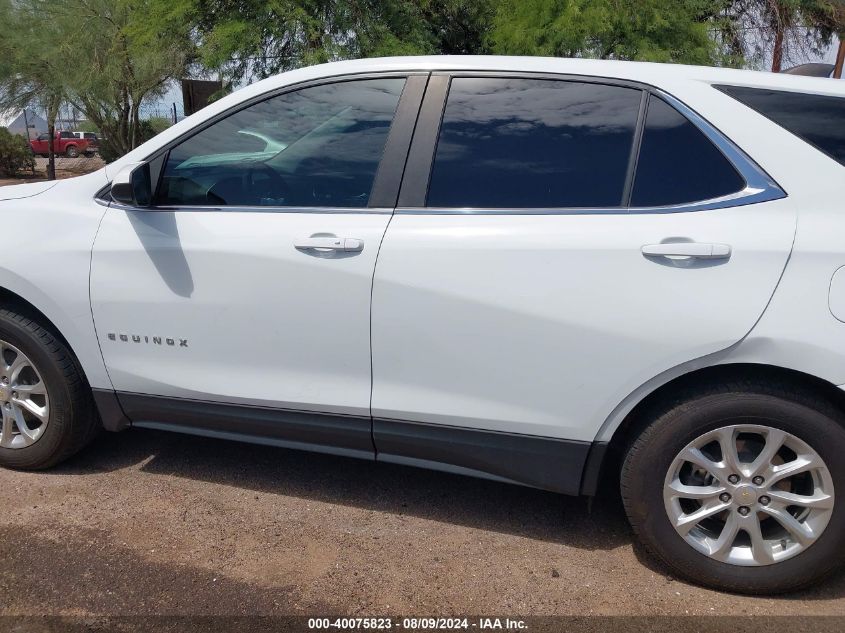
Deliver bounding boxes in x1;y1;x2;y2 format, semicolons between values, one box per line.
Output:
642;242;731;260
294;237;364;252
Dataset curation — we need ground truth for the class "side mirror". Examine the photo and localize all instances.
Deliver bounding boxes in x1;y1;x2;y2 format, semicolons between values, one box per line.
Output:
111;162;152;207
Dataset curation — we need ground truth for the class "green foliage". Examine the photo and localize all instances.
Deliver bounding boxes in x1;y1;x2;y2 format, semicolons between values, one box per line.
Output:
57;0;189;157
138;0;496;81
490;0;725;64
0;0;189;165
130;0;845;78
0;128;35;177
0;0;70;178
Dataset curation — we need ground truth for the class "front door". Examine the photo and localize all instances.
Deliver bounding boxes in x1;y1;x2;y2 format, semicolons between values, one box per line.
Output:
91;75;417;452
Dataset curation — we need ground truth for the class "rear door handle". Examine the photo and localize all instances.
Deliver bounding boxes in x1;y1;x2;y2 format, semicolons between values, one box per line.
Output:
294;237;364;252
642;242;731;260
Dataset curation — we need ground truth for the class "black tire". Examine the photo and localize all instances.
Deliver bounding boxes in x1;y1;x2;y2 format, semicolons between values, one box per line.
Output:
65;145;79;158
0;308;99;470
621;381;845;594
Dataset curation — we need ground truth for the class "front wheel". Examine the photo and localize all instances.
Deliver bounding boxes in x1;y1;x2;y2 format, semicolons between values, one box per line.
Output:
65;145;79;158
621;383;845;594
0;308;99;469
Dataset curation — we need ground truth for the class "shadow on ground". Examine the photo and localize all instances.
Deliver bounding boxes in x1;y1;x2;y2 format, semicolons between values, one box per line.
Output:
51;427;845;601
55;428;629;552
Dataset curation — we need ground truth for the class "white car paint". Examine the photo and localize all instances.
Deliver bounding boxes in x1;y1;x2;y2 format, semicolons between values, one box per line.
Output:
0;180;59;201
0;170;110;388
371;202;796;441
90;209;390;415
0;56;843;449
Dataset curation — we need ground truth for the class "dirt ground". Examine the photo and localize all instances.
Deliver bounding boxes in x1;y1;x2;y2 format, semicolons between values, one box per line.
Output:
0;156;105;187
0;427;844;619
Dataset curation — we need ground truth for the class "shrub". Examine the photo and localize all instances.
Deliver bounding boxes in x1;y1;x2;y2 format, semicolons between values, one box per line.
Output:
0;128;35;177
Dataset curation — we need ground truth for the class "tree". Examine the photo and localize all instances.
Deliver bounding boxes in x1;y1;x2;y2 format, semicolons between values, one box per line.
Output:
0;0;70;179
52;0;189;158
0;0;188;169
139;0;496;83
715;1;845;71
489;0;726;65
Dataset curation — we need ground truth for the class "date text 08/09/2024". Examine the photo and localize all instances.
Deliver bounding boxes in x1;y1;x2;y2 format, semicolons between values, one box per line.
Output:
307;618;528;630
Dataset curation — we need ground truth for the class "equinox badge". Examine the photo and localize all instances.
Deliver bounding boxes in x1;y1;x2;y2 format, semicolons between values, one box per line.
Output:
107;333;188;347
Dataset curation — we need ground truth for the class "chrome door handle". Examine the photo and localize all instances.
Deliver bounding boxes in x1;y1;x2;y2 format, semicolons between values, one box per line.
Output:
642;242;731;260
294;237;364;252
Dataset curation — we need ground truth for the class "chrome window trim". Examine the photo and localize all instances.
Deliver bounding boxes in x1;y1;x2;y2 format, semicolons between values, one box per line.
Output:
93;72;422;212
105;201;394;215
94;72;786;216
402;86;786;216
396;186;782;216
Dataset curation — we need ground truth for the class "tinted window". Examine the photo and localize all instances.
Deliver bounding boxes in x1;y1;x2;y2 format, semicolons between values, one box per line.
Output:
631;96;745;207
60;131;74;139
427;78;642;208
717;85;845;167
158;78;405;208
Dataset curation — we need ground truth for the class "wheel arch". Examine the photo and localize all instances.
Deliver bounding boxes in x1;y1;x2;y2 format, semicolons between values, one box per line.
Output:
581;363;845;495
0;286;78;359
0;285;128;432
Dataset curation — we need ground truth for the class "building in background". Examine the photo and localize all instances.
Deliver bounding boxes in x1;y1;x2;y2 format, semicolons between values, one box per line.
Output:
0;109;48;138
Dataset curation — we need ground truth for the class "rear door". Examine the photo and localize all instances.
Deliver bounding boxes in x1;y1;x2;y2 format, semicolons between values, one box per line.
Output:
371;74;795;459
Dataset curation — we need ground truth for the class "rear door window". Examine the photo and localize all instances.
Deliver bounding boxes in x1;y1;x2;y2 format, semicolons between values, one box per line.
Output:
426;77;642;208
716;85;845;167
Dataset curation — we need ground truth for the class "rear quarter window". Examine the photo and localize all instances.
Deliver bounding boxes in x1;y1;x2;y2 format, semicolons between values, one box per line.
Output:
631;95;746;207
716;85;845;167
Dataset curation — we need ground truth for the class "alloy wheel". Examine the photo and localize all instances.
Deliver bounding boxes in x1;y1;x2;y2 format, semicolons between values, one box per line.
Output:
664;424;834;566
0;339;50;449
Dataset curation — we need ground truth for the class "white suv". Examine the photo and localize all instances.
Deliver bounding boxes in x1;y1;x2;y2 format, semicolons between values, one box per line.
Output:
1;57;844;594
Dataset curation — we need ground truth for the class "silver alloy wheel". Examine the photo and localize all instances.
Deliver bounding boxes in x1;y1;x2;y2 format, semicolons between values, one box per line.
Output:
664;424;835;566
0;339;50;449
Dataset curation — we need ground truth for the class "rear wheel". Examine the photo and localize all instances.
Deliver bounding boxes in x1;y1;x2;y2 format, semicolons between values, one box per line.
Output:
621;383;845;593
65;145;79;158
0;308;98;469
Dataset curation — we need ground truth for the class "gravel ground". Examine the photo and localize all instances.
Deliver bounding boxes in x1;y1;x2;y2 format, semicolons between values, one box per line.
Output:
1;427;844;618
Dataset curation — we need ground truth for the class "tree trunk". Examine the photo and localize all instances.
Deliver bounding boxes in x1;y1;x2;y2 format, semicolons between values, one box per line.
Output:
46;122;56;181
835;39;845;79
131;100;140;150
771;25;784;72
45;99;60;181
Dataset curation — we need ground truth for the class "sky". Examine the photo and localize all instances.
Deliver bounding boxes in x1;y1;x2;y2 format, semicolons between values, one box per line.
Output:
821;39;841;63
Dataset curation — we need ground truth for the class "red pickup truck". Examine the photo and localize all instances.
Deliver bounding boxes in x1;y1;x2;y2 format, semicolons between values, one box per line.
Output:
29;131;91;158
